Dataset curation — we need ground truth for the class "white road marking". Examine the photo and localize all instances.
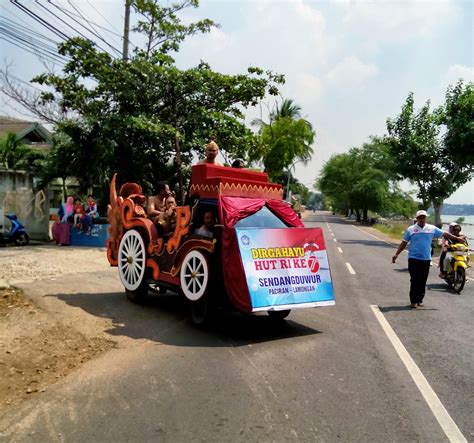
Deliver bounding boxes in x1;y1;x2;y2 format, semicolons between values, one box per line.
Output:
333;238;337;243
345;263;356;274
331;232;334;236
370;305;467;443
338;247;343;253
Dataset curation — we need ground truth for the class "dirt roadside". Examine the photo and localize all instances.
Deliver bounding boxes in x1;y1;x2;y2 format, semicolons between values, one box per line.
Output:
0;245;118;415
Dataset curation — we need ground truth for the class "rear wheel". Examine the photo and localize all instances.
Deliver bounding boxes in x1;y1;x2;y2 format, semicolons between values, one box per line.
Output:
191;295;212;326
267;309;291;320
118;230;148;302
453;268;466;294
14;232;29;246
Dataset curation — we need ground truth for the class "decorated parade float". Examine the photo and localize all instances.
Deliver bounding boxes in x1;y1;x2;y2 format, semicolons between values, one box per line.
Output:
106;164;335;325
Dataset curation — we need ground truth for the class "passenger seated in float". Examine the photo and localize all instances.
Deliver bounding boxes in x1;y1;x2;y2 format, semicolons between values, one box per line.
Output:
195;210;215;239
156;195;177;238
231;158;245;168
148;181;171;224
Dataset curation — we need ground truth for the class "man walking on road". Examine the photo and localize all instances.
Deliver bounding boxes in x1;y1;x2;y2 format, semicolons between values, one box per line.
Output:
392;210;464;309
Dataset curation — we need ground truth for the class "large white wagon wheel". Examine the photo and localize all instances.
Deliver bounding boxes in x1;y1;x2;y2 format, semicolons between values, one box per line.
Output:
180;250;212;325
180;250;209;301
118;229;148;302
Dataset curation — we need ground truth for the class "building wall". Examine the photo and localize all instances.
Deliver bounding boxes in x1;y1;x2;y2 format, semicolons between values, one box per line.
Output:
0;170;50;241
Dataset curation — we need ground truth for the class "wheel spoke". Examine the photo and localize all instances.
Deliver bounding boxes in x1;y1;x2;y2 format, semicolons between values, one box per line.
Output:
130;238;138;257
133;265;140;282
192;279;196;293
195;278;202;289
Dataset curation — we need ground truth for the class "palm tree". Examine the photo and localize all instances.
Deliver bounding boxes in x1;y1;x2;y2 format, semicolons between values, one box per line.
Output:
250;98;315;178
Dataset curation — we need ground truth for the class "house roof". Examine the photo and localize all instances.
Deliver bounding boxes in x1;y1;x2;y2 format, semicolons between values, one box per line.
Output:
0;115;52;144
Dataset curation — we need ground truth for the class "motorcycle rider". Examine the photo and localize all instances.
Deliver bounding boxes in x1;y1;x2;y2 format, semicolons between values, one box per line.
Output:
439;222;467;278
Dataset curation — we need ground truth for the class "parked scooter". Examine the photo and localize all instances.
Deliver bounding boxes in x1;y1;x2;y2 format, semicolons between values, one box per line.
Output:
443;242;469;293
0;213;30;246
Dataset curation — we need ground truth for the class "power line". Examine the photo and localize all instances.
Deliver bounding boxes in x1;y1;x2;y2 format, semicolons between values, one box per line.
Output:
11;0;71;41
83;0;138;50
0;32;63;65
64;0;123;39
0;17;68;63
55;0;122;56
85;0;123;36
1;15;60;45
34;0;117;57
10;0;69;40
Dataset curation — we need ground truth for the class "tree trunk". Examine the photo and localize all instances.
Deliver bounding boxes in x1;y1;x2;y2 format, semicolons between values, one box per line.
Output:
363;208;368;223
175;132;184;205
355;209;361;222
432;200;443;228
61;177;67;201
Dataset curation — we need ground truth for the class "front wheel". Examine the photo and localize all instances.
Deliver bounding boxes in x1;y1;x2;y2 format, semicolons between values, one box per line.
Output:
118;230;148;303
267;310;291;320
453;267;466;294
14;232;29;246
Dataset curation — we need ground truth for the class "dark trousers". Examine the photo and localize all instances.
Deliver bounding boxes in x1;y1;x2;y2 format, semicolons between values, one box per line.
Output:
408;258;431;304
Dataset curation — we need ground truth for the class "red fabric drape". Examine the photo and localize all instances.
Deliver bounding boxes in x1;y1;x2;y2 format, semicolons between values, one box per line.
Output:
219;197;303;313
267;200;305;227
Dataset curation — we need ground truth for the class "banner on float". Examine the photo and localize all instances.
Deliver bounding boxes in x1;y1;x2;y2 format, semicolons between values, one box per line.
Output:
236;227;335;311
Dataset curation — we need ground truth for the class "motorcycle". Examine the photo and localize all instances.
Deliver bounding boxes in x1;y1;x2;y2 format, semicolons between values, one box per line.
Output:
0;213;30;246
443;242;469;293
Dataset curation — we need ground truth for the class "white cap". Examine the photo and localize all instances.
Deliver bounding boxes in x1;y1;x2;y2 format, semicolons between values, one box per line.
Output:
416;210;428;217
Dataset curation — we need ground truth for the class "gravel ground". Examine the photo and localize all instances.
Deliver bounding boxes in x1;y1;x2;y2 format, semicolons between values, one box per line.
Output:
0;245;109;287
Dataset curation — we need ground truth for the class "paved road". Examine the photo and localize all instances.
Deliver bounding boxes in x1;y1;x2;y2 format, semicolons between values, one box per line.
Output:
1;212;473;442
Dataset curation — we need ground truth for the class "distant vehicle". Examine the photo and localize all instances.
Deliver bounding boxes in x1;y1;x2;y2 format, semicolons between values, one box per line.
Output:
0;213;29;246
107;165;335;325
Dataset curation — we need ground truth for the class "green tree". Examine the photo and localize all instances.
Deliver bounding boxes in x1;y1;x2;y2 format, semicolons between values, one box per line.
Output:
33;1;283;202
250;98;315;181
386;83;474;225
0;133;45;173
317;139;394;222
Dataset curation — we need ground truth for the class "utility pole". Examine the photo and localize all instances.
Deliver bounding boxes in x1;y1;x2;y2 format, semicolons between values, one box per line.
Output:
122;0;131;60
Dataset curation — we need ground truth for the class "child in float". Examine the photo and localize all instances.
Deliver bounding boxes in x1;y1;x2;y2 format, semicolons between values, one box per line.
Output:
157;195;177;236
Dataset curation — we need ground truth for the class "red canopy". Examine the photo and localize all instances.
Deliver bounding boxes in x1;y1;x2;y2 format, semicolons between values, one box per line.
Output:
219;196;304;313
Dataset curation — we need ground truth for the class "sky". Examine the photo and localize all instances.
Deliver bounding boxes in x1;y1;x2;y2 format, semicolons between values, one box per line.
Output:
1;0;473;205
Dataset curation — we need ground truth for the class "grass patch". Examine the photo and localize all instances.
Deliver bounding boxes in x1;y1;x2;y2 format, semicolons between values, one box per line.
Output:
373;221;409;241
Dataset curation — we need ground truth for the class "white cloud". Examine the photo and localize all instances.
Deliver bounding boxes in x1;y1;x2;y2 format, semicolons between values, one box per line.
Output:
444;64;474;86
338;0;460;41
325;56;379;89
285;72;323;103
